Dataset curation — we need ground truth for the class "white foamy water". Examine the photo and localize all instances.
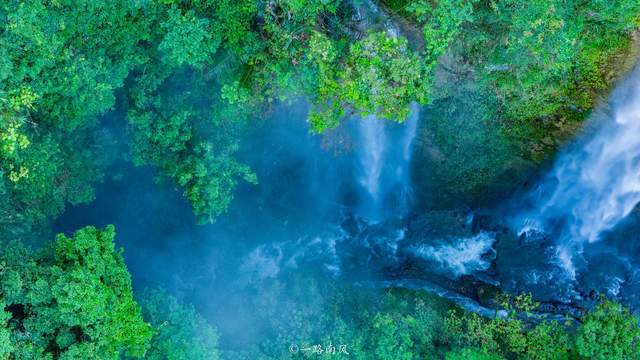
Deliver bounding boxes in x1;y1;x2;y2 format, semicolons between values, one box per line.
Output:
514;68;640;275
554;245;577;280
402;103;420;163
359;115;387;205
413;232;496;276
240;229;347;281
352;0;419;222
356;104;420;222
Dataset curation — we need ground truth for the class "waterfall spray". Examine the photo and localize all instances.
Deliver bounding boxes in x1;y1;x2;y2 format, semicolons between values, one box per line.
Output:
355;104;420;222
350;0;420;222
358;115;386;208
514;67;640;276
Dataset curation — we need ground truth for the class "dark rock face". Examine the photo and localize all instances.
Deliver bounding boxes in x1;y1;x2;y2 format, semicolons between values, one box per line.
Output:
343;204;640;320
410;95;538;211
406;210;473;240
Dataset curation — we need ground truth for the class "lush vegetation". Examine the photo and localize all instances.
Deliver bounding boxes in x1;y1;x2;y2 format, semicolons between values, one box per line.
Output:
0;0;431;226
219;273;640;359
1;232;639;360
2;0;640;359
402;0;640;202
0;226;151;359
2;0;639;223
134;288;220;360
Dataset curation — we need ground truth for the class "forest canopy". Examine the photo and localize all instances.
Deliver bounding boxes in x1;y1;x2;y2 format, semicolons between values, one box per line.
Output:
1;0;640;359
1;0;639;225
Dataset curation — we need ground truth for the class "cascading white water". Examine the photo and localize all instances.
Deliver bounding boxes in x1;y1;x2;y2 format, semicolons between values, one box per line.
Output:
514;67;640;276
398;103;420;209
355;104;420;222
351;0;419;222
358;115;387;206
402;103;420;163
412;231;496;276
365;0;399;38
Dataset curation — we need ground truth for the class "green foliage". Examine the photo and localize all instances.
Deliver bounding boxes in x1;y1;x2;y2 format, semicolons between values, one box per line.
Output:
0;226;152;359
309;30;429;131
127;66;257;223
0;301;11;359
445;348;504;360
525;322;571;360
5;0;637;223
575;298;640;360
224;274;453;359
343;32;427;119
0;1;149;130
408;0;476;62
3;2;640;360
433;0;640;160
442;293;573;359
357;293;447;359
219;276;640;360
482;0;583;121
120;0;439;218
417;91;520;202
137;288;220;360
407;0;640;199
0;0;150;234
370;313;415;360
158;7;221;68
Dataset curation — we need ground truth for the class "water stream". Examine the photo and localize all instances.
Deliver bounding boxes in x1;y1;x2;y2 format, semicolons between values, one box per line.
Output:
355;103;419;222
511;67;640;284
54;3;640;346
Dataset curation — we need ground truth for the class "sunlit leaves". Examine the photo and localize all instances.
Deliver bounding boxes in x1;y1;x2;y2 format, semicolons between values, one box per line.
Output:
159;7;221;68
2;0;639;224
342;32;428;119
308;31;428;132
575;299;640;359
0;0;151;231
408;0;476;62
0;226;152;359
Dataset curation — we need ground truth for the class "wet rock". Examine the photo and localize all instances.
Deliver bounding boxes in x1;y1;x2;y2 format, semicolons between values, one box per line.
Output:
340;215;362;237
407;209;473;241
476;283;501;308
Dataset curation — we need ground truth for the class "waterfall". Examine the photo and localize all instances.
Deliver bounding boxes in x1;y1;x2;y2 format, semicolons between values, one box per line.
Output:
364;0;400;38
395;102;420;215
514;67;640;276
349;1;419;222
355;104;420;222
358;115;387;209
402;103;420;163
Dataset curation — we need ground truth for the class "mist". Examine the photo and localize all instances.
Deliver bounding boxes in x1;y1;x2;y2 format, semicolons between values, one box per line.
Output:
51;43;640;360
499;66;640;304
55;95;425;348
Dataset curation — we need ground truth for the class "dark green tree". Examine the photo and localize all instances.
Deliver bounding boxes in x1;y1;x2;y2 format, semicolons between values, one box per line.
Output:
575;299;640;360
0;226;152;359
137;288;220;360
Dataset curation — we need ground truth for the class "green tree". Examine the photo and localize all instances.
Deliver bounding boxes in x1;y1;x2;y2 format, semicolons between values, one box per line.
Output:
2;0;639;227
444;293;572;359
575;299;640;360
0;226;152;359
0;302;11;359
137;288;220;360
445;348;504;360
370;313;415;360
0;0;152;234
